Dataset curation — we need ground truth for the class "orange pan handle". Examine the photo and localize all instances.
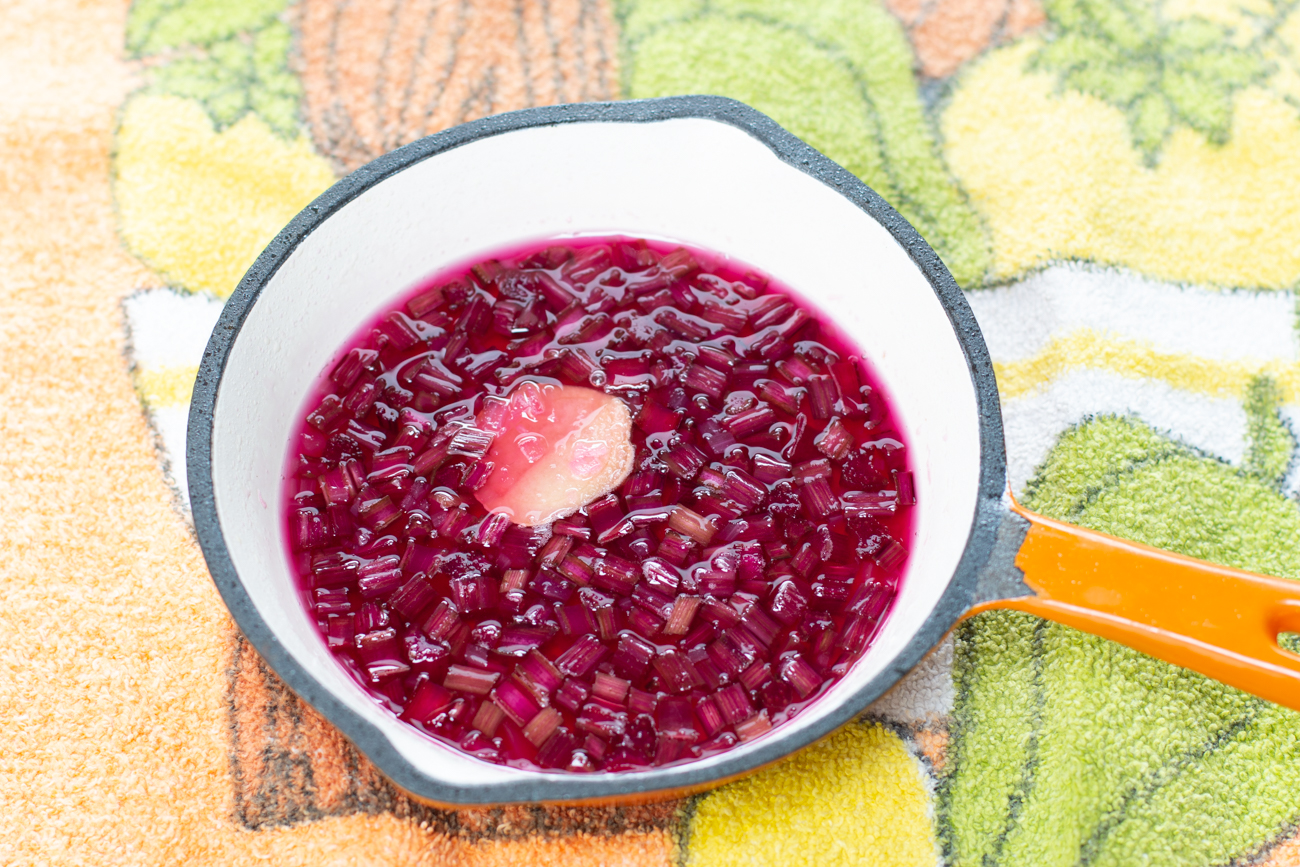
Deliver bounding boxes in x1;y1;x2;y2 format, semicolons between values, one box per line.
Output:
968;497;1300;711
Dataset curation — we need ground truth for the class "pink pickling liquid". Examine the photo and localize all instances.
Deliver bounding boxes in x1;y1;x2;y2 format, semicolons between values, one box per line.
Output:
284;236;915;773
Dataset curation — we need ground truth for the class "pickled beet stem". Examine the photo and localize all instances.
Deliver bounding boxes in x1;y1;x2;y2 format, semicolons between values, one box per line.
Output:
285;235;914;774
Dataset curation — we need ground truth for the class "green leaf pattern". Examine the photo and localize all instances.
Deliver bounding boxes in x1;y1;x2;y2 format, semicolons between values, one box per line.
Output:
1031;0;1271;162
126;0;299;138
617;0;994;287
127;0;289;55
1244;374;1297;487
943;416;1300;866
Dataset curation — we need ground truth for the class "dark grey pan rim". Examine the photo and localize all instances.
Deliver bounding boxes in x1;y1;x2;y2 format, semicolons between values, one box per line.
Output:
188;95;1011;805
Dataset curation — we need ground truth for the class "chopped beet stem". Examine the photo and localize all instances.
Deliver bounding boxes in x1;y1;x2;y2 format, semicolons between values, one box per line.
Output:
286;235;914;774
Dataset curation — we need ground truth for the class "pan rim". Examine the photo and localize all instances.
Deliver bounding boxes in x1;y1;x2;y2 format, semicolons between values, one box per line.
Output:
186;95;1010;805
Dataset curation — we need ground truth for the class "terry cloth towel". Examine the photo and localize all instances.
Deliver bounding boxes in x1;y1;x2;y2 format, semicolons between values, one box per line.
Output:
7;0;1300;863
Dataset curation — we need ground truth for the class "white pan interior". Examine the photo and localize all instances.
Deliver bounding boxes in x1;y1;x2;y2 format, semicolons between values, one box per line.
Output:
209;116;983;790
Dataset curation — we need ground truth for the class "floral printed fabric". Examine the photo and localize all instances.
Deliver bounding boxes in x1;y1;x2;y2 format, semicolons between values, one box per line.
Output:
9;0;1300;862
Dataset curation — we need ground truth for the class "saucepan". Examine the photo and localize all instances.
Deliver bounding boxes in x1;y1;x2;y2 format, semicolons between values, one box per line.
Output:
188;96;1300;807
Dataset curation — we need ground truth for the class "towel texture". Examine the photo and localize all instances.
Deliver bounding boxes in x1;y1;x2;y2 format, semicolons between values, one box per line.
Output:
6;0;1300;863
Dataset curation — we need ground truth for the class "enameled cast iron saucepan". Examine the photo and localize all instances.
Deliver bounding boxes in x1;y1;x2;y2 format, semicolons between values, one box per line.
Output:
189;96;1300;807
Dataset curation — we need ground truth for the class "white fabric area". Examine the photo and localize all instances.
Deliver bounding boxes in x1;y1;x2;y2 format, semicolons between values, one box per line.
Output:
150;405;193;511
868;635;954;724
123;287;225;369
1279;406;1300;498
1001;369;1248;495
967;263;1299;363
970;265;1300;497
122;288;225;512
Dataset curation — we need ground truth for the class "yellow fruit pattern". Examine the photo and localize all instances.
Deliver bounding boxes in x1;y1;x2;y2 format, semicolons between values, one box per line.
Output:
114;95;335;298
686;723;938;867
942;36;1300;289
993;328;1300;401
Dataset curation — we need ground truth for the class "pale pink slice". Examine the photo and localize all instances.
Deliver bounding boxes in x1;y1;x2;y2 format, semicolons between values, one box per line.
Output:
475;381;635;526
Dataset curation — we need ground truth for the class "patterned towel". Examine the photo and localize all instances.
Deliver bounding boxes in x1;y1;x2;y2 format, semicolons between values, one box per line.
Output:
8;0;1300;863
